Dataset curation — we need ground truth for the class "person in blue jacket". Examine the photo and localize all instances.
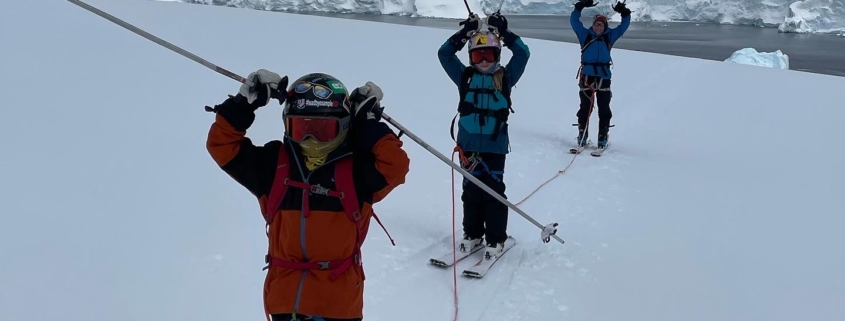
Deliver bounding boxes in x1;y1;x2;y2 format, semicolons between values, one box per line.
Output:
437;12;529;260
571;0;631;149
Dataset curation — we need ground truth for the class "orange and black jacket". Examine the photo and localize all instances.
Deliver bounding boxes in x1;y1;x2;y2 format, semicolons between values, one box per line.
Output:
206;94;410;320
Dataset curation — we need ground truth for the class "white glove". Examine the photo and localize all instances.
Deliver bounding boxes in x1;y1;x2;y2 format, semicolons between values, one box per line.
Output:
541;223;559;243
350;81;384;121
239;69;284;106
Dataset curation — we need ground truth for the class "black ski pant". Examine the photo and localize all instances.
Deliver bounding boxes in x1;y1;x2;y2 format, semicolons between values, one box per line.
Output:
460;150;508;246
576;74;612;141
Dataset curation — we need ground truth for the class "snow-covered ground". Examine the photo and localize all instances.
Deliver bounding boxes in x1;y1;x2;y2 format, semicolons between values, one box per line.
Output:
3;0;845;321
171;0;845;34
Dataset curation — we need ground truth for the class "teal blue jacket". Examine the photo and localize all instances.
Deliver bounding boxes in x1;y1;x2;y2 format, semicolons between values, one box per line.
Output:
438;34;530;154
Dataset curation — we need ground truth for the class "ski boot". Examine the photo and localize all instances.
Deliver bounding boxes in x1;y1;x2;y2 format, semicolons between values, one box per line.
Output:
484;242;504;260
597;139;608;149
597;132;609;149
576;127;589;147
460;236;483;253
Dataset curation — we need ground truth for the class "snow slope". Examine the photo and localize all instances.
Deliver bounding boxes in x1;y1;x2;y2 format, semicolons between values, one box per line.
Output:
171;0;845;34
2;0;845;321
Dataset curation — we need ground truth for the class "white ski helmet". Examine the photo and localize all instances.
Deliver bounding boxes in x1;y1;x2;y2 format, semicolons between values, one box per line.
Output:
467;30;503;73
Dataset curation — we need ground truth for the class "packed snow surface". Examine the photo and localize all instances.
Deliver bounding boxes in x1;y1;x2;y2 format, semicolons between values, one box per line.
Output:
170;0;845;34
3;0;845;321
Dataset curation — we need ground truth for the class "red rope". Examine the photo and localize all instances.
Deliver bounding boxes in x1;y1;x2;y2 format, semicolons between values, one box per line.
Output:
514;77;597;206
450;147;462;321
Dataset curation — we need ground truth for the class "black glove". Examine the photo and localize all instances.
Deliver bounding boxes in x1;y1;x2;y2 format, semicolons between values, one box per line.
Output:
612;0;631;17
486;12;520;47
203;94;257;131
574;0;597;11
449;13;482;48
486;12;508;34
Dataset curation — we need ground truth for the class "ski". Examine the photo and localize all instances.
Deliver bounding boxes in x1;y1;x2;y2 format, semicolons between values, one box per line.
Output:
569;139;592;154
429;243;485;267
590;144;609;157
461;236;517;278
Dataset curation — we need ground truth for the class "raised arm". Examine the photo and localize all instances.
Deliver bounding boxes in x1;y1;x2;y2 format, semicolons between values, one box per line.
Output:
206;93;280;198
438;39;467;86
609;2;632;45
347;84;410;204
438;14;482;86
570;6;589;44
484;13;530;86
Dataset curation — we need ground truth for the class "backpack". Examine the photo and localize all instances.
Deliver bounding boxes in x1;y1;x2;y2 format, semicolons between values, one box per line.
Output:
450;66;514;143
260;145;393;281
579;33;613;77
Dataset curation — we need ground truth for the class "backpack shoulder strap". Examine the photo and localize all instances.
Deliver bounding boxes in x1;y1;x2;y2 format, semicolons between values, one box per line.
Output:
452;66;476;143
332;156;366;280
334;156;394;247
334;157;361;225
264;144;290;225
500;67;513;113
580;33;594;53
458;66;475;100
581;33;613;53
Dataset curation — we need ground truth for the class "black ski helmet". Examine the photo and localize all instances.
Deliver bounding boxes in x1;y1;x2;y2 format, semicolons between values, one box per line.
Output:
283;73;352;119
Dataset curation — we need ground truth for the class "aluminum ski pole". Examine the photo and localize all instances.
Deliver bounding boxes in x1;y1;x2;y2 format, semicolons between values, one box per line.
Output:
381;113;564;244
66;0;250;84
495;0;505;14
66;0;563;245
65;0;285;100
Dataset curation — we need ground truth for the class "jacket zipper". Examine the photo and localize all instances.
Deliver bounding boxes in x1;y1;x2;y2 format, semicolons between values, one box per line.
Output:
290;147;353;315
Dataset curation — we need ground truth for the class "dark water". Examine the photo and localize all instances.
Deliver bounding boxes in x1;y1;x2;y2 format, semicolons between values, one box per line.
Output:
294;11;845;77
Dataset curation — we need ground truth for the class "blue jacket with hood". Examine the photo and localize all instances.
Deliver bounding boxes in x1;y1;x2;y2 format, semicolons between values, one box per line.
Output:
438;33;530;155
570;9;630;79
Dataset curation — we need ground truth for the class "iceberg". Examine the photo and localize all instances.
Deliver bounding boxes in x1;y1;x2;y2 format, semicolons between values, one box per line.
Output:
725;48;790;69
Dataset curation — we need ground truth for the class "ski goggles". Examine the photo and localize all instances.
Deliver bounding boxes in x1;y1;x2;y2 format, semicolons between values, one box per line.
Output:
285;115;349;143
294;81;333;100
470;48;499;64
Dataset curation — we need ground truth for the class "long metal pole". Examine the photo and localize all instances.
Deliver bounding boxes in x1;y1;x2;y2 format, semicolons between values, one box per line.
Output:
66;0;564;245
382;114;564;244
66;0;253;87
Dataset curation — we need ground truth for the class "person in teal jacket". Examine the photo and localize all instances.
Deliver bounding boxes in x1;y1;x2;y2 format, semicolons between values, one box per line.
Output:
437;12;529;260
571;0;631;149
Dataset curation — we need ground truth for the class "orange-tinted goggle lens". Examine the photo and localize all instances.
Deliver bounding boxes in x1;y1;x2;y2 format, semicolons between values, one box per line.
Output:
470;49;498;64
286;116;340;142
